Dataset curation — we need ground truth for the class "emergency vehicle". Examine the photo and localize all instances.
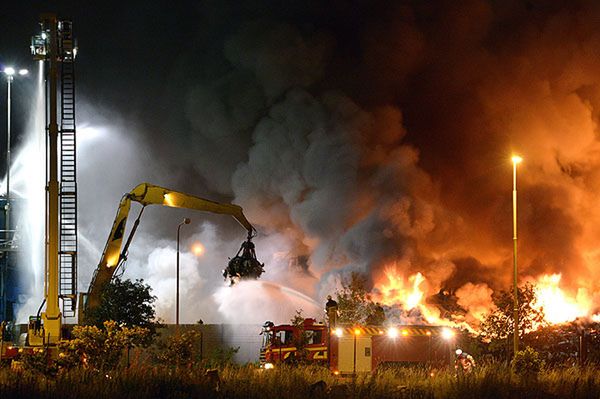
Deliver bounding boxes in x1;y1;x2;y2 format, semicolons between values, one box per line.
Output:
260;320;456;374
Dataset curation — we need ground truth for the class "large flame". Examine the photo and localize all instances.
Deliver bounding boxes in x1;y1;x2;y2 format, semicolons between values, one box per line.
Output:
373;266;469;330
374;266;597;330
377;267;426;310
533;273;592;325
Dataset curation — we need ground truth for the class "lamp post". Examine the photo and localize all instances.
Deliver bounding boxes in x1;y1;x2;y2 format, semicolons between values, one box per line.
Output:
3;66;28;244
176;218;190;327
511;155;522;357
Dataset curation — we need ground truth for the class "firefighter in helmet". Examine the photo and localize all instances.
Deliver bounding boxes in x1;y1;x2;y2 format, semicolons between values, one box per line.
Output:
325;295;338;327
454;349;476;374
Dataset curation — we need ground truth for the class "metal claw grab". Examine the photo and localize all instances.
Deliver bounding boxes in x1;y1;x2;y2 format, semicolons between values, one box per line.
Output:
223;236;265;285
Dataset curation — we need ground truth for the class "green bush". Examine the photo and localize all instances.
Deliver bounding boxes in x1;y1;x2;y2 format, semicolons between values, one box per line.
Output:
512;346;544;377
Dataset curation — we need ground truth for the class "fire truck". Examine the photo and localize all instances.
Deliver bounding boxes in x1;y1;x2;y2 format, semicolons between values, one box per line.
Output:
260;320;456;374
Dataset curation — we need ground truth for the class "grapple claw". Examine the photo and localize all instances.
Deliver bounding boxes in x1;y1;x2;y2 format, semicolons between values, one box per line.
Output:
223;238;264;284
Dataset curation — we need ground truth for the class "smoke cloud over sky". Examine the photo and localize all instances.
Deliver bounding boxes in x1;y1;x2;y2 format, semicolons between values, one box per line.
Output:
3;0;600;327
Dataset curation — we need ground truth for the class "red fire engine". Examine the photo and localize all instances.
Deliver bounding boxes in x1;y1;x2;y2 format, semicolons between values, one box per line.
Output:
260;320;456;374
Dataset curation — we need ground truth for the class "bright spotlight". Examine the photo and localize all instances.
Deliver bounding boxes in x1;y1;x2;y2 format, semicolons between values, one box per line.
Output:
264;363;274;370
4;67;15;76
334;328;343;337
511;155;523;164
387;327;399;338
18;69;28;76
192;242;205;256
441;328;455;340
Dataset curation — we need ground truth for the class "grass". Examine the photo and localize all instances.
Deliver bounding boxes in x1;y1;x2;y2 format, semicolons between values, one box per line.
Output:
1;363;600;398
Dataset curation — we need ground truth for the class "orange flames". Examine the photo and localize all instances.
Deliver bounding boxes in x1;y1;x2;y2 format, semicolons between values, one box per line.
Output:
532;273;592;324
377;267;426;310
373;266;461;328
373;266;598;331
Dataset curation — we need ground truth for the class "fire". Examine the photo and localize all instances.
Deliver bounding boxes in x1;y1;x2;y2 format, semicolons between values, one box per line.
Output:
533;273;591;324
377;266;425;310
377;267;425;310
373;267;462;329
374;266;596;331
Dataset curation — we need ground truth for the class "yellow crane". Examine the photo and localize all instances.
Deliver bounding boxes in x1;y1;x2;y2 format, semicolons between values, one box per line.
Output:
28;182;263;345
83;183;263;318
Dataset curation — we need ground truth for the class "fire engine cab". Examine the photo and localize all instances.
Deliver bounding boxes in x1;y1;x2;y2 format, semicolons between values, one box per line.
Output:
260;319;328;366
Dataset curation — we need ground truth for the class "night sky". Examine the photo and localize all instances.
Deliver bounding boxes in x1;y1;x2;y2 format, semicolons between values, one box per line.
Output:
2;0;600;326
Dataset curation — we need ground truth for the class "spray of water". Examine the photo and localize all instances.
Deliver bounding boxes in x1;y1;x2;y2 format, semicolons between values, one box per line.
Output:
214;280;323;324
10;61;47;322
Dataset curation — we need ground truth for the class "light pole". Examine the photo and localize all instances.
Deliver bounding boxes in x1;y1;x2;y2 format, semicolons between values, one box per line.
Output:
511;155;522;357
3;67;28;244
176;217;191;328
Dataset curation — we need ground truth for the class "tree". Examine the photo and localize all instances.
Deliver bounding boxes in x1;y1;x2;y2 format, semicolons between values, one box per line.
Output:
480;283;545;343
336;272;386;325
84;277;158;340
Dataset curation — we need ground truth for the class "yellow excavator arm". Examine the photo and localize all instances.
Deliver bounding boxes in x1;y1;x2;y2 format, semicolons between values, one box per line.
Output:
84;183;258;317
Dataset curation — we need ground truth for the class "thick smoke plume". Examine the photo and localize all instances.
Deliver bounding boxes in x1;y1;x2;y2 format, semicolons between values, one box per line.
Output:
166;0;600;327
9;1;600;328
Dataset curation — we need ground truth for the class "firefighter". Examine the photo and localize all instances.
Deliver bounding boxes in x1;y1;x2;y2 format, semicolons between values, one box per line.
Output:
454;349;475;374
325;295;338;327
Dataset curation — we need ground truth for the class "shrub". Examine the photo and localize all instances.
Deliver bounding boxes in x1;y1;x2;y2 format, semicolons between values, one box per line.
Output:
59;320;152;371
154;330;203;367
512;346;544;377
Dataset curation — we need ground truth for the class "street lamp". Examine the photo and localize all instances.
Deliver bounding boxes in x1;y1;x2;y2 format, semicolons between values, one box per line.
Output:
3;66;28;244
176;217;191;327
511;155;522;357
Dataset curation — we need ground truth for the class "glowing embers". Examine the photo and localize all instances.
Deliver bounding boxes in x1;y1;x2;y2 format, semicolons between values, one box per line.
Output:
533;273;590;324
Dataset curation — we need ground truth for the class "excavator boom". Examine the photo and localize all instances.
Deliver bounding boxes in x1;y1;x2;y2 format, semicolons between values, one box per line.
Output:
84;183;259;317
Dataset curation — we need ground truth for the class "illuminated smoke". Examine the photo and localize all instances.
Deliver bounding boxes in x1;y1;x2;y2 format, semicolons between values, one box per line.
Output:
79;2;600;329
12;2;600;329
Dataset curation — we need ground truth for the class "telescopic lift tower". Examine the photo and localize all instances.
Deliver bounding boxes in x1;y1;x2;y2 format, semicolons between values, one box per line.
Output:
29;14;78;345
